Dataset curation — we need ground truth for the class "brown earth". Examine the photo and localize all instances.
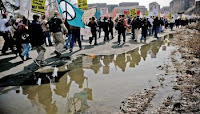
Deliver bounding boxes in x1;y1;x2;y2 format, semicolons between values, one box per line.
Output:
118;24;200;114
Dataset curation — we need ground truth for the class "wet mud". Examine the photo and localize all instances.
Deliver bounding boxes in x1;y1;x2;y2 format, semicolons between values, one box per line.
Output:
0;32;190;114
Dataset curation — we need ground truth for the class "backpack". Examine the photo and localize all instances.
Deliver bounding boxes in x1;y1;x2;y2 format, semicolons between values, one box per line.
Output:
117;19;124;30
48;17;61;32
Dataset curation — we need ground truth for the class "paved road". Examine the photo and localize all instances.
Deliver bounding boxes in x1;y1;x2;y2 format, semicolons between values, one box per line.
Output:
0;28;181;79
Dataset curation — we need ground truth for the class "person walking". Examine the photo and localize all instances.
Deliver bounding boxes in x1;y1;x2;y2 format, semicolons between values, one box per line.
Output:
140;18;148;43
48;11;68;57
170;17;175;31
148;16;154;36
0;13;17;55
153;17;160;38
64;19;72;50
41;15;53;46
97;17;102;38
134;16;141;42
69;26;82;52
117;15;129;45
102;17;109;42
88;17;98;45
29;14;46;67
17;19;31;61
108;17;114;39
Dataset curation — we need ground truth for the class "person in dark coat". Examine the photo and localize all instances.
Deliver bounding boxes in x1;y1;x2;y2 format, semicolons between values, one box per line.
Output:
102;17;109;42
97;17;102;38
153;17;159;38
140;18;148;43
108;17;114;39
88;17;98;45
29;14;46;67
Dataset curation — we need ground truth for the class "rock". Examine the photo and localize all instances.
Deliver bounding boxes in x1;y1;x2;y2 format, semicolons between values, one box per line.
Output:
186;70;195;75
173;85;180;90
173;103;182;109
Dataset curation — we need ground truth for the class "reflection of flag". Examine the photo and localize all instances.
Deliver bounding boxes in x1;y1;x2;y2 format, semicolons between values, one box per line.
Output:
56;0;85;28
94;10;101;20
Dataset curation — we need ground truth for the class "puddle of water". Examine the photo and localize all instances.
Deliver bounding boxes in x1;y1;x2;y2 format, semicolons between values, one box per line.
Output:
0;34;176;114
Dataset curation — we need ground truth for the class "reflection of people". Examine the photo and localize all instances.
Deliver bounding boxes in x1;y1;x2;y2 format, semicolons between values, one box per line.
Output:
90;56;101;74
114;53;127;72
54;73;72;98
68;68;86;88
151;40;162;57
22;84;58;114
140;43;150;61
129;48;141;67
102;55;112;74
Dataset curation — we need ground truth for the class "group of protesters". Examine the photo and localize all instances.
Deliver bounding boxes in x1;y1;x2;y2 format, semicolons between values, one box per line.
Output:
0;11;199;67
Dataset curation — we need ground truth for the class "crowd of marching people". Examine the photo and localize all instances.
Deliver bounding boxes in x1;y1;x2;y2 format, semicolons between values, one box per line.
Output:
0;11;199;67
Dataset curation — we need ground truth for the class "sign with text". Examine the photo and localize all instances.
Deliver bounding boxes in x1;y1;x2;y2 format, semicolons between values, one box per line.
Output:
31;0;45;14
77;0;88;10
130;8;137;17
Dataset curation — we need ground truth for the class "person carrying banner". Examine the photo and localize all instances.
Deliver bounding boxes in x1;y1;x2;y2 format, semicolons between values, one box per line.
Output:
29;14;46;67
48;11;68;57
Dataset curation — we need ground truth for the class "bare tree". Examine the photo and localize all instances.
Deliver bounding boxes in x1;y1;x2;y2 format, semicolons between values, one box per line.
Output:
0;0;19;14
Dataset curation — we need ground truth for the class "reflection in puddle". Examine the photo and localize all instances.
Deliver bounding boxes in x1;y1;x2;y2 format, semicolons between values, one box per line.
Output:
0;34;174;113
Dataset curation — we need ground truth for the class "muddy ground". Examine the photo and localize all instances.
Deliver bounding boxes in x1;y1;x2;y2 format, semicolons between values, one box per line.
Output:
118;25;200;113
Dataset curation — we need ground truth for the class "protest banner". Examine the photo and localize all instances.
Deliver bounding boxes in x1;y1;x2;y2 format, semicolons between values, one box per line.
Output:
77;0;88;10
80;26;92;37
145;11;149;17
31;0;45;14
82;8;96;23
130;8;137;17
100;7;109;18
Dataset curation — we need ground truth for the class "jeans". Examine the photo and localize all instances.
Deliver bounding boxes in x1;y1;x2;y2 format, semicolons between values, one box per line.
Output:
154;27;159;38
98;28;101;38
44;32;52;46
149;26;153;35
70;30;82;49
64;34;72;48
118;30;126;43
21;43;30;58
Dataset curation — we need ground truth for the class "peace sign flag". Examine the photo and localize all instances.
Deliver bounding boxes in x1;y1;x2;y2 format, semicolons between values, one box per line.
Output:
56;0;85;28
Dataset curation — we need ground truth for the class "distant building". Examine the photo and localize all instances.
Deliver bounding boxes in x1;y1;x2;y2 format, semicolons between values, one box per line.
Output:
149;2;160;12
160;6;170;14
195;0;200;15
119;2;139;7
88;2;147;16
170;0;195;13
107;5;118;13
88;3;107;12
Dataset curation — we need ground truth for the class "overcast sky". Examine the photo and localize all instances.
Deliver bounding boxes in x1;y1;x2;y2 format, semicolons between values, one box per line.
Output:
87;0;173;9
